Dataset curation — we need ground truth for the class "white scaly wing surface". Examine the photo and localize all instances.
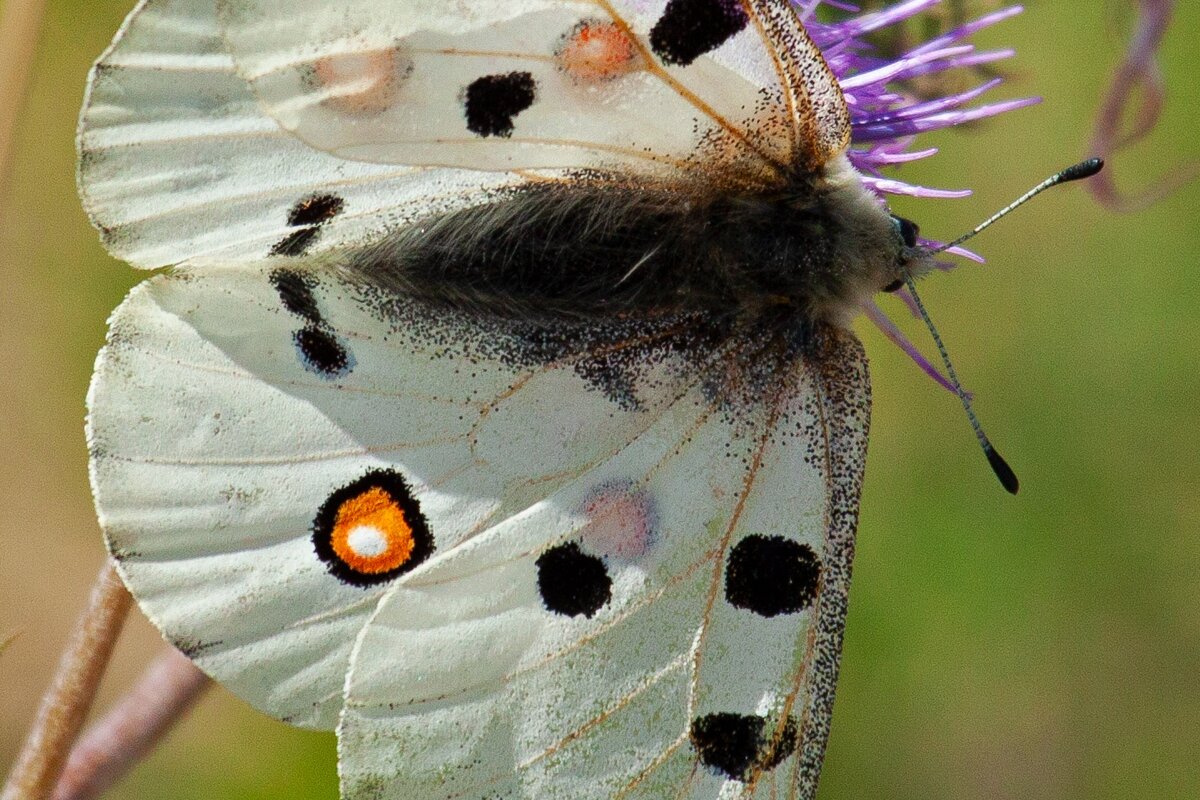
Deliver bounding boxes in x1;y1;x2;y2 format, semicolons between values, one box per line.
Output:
214;0;833;172
337;327;869;799
88;262;726;728
79;0;523;270
79;0;846;271
88;262;870;795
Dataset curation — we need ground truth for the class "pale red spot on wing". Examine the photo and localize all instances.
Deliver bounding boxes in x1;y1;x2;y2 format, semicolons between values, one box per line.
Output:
555;21;642;83
307;48;412;115
578;480;658;562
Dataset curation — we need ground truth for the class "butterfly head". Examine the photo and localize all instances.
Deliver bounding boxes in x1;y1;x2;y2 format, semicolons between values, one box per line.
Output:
879;215;932;294
776;155;937;329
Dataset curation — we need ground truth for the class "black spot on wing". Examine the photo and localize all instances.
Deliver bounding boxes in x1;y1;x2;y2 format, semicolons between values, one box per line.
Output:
649;0;749;67
463;72;537;138
269;268;322;323
271;193;345;257
536;542;611;618
270;227;321;257
287;193;345;226
270;268;356;378
725;534;820;617
294;324;354;378
689;712;799;780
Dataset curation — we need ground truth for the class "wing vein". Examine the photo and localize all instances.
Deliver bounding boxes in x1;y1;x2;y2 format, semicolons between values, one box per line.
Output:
591;0;788;178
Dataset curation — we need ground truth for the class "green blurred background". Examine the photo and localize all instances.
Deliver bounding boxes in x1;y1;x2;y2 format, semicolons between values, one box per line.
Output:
1;1;1196;798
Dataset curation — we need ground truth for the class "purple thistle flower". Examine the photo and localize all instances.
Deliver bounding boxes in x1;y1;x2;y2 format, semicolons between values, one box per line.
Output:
799;0;1038;202
791;1;1038;391
1088;0;1199;211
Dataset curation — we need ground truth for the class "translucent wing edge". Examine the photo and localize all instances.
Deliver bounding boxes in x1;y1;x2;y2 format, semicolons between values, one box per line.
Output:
794;329;870;797
744;0;850;170
75;0;150;249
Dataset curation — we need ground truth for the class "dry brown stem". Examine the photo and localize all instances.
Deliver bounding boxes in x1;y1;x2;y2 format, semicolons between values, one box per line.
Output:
2;562;132;800
50;649;211;800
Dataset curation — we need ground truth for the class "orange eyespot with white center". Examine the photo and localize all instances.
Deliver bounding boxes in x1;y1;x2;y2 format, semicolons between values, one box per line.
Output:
330;488;414;572
555;20;641;83
312;470;433;587
302;47;413;116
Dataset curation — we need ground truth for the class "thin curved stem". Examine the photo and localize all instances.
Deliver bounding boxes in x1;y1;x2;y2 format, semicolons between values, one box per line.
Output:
1087;0;1199;210
51;648;210;800
2;561;132;800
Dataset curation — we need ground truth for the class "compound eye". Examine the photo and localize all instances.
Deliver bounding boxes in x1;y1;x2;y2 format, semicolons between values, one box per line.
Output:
882;278;903;293
892;216;920;248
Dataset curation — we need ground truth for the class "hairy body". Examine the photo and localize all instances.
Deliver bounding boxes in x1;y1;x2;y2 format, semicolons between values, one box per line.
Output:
342;156;921;330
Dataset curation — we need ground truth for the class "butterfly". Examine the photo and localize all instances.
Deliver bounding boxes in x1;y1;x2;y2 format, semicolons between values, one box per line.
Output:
79;0;1007;797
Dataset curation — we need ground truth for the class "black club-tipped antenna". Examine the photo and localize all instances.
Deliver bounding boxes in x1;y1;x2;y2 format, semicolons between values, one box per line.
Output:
904;158;1104;494
931;158;1105;255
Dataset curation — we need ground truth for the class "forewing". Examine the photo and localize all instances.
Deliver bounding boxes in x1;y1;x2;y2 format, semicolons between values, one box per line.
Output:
79;0;849;270
214;0;817;176
78;0;526;269
87;263;714;728
743;0;851;169
337;332;870;798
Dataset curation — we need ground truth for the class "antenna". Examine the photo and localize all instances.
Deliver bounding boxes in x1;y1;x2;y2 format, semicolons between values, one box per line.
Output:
929;158;1104;255
907;158;1105;494
902;274;1018;493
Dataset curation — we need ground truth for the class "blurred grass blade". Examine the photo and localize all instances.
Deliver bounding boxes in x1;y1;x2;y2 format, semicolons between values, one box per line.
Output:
0;0;47;192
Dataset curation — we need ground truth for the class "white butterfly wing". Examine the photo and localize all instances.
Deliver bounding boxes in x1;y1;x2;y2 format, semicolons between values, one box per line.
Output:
337;332;869;797
79;0;850;270
215;0;834;176
78;0;526;269
90;261;870;794
89;262;751;728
